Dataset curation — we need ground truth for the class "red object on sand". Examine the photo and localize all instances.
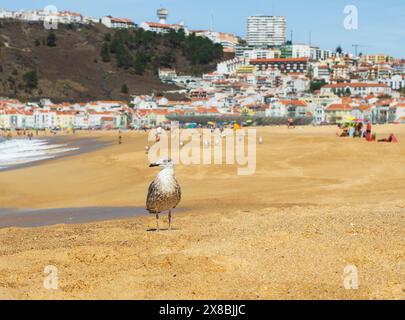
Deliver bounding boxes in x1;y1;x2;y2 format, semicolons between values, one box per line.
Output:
390;134;398;143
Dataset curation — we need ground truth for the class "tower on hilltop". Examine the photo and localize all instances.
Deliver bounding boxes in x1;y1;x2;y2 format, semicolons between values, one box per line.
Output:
157;7;168;24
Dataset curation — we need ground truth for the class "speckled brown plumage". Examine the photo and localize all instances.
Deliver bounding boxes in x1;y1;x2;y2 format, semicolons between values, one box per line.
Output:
146;175;181;214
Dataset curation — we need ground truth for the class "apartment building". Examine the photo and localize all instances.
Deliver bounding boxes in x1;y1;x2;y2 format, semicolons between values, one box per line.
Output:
247;15;286;47
250;58;308;74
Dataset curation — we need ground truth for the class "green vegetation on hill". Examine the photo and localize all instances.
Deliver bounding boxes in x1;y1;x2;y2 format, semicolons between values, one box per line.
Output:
309;80;326;93
101;28;224;75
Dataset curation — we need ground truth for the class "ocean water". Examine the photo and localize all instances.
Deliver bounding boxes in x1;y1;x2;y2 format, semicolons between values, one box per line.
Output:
0;138;78;170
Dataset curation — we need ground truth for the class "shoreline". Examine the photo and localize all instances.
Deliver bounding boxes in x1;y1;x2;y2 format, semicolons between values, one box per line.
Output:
0;207;152;228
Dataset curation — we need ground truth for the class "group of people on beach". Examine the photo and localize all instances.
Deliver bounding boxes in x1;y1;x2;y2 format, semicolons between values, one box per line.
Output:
336;122;398;143
1;129;36;140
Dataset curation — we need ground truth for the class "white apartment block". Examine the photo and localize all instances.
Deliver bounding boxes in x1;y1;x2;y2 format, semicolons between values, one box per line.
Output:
292;44;331;61
242;48;279;60
292;44;311;58
247;15;286;47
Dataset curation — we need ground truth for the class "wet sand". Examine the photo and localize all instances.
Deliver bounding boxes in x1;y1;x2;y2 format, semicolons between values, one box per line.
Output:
0;207;150;228
0;126;404;299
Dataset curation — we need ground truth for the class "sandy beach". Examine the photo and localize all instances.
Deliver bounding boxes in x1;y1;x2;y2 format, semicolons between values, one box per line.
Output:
0;125;404;299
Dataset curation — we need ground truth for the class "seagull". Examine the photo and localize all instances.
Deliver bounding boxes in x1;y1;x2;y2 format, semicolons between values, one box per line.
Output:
146;158;181;232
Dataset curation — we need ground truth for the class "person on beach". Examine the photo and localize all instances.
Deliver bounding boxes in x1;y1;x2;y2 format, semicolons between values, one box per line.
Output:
378;134;398;143
355;122;362;138
336;123;349;137
349;123;355;138
366;122;372;141
287;118;294;129
118;135;122;145
359;122;366;138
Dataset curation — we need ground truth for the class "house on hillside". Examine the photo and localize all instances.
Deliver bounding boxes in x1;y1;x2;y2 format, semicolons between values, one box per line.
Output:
325;103;352;124
101;16;136;29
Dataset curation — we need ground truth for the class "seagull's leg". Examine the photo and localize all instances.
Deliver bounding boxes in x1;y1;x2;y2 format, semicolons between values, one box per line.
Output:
168;210;172;231
156;213;160;232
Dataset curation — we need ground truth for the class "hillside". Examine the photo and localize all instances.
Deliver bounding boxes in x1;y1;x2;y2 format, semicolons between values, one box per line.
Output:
0;20;227;102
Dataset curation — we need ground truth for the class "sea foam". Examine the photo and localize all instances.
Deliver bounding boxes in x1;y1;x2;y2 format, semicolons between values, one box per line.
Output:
0;138;78;169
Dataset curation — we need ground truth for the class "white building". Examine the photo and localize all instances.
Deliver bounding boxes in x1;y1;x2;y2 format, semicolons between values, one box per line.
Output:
216;58;244;75
312;105;327;124
158;68;177;81
247;15;286;47
321;83;392;97
202;72;226;81
292;44;311;58
381;74;405;90
292;44;332;61
311;47;332;61
313;65;331;82
1;9;90;25
58;11;83;24
101;16;135;29
0;9;14;19
33;109;57;129
140;21;189;35
242;48;279;60
389;103;405;122
191;30;239;53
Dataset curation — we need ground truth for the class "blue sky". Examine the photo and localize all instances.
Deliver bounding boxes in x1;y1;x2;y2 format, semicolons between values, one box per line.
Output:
2;0;404;58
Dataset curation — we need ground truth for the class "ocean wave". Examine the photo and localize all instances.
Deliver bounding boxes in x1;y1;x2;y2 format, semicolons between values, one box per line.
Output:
0;139;78;169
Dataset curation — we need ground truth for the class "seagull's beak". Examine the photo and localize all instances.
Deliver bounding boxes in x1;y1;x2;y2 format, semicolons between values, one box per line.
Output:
149;163;159;167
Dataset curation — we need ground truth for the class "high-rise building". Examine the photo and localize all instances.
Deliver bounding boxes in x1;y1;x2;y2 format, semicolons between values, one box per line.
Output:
247;15;286;47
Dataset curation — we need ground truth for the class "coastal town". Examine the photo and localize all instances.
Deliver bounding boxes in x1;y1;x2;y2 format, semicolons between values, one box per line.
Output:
1;7;405;131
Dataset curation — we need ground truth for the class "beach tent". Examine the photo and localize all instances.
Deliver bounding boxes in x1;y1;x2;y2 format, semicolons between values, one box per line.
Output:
186;123;197;129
